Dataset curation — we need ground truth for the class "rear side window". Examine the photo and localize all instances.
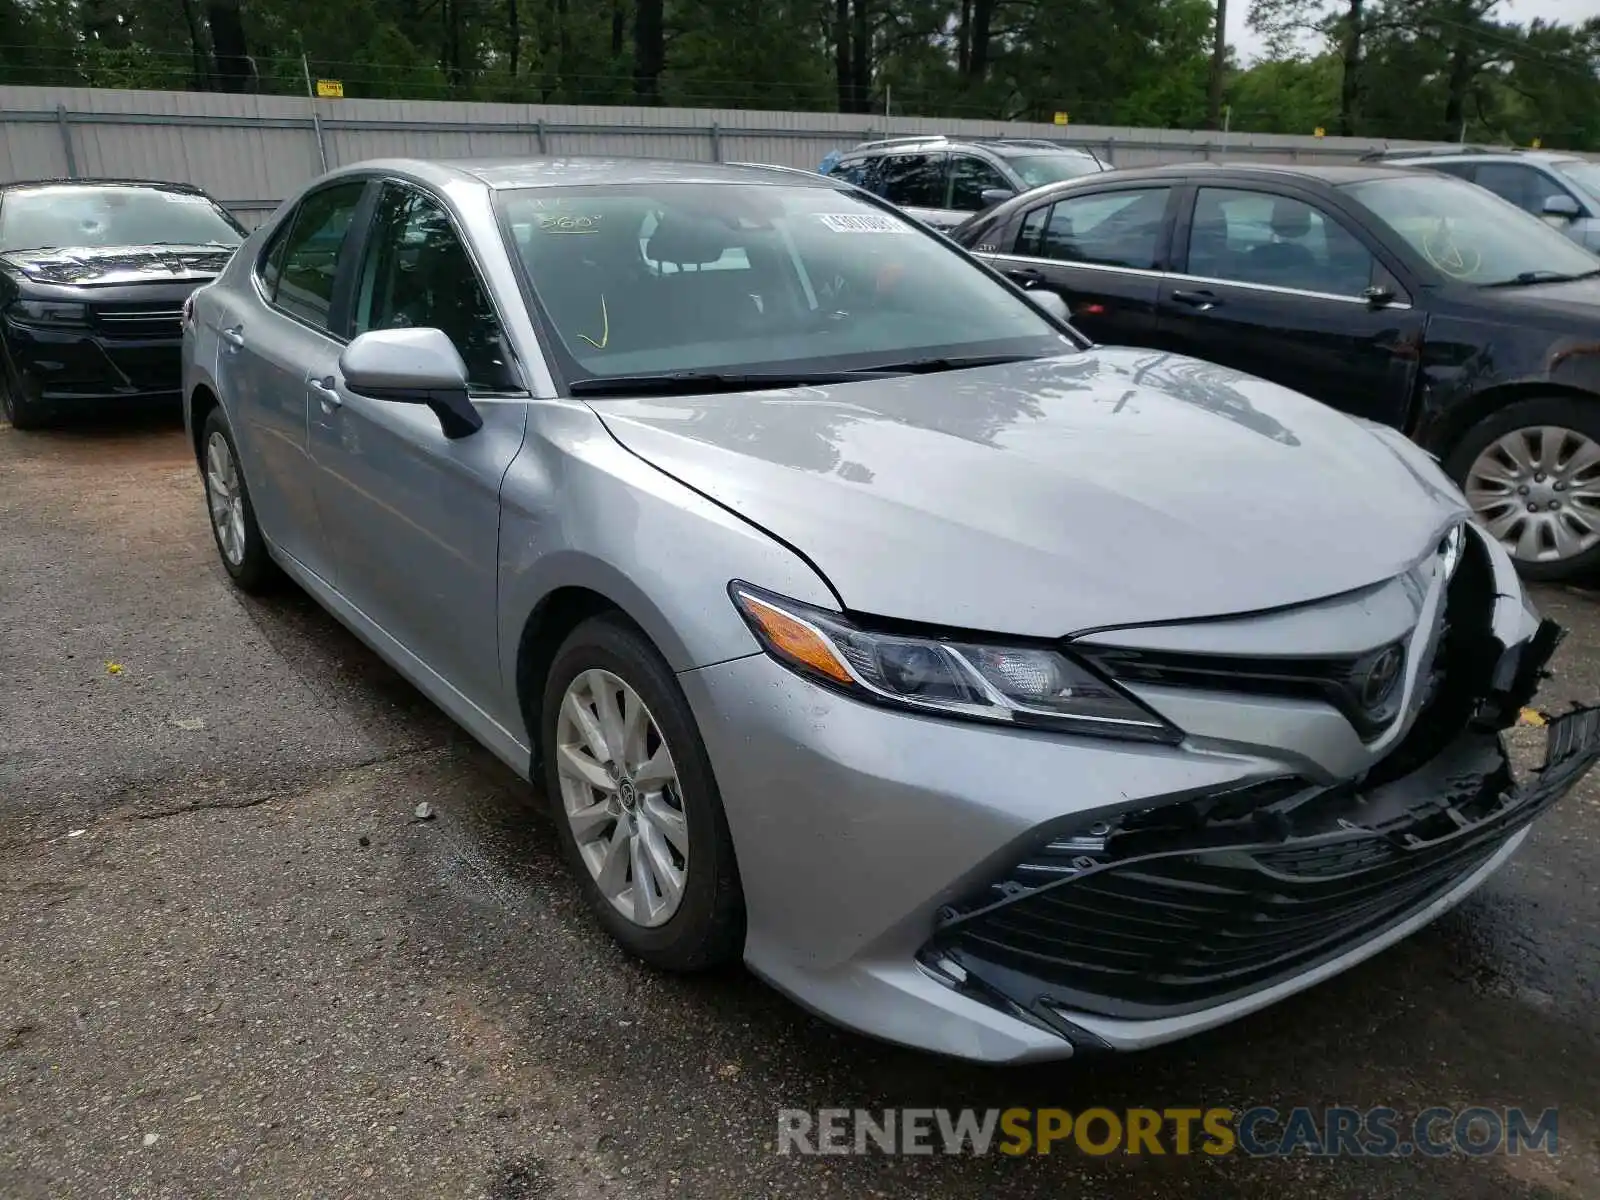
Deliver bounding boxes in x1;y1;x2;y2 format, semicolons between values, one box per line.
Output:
828;158;875;189
1017;187;1171;270
878;153;948;209
270;181;367;330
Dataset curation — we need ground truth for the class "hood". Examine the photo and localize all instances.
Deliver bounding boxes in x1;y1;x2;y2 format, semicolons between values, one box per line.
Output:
1473;274;1600;323
0;244;235;286
590;348;1469;637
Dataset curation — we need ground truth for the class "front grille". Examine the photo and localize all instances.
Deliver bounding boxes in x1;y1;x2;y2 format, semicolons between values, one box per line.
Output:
91;304;184;339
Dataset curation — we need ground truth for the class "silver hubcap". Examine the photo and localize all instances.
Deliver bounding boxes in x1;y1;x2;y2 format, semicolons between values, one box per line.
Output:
204;431;247;567
555;669;688;928
1465;425;1600;564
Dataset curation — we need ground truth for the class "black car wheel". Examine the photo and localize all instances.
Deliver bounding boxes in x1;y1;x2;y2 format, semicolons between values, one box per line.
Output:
0;352;48;430
541;614;745;972
1447;396;1600;581
200;407;279;592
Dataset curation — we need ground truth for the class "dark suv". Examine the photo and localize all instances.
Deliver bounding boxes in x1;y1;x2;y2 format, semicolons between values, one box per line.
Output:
0;178;245;429
823;136;1105;232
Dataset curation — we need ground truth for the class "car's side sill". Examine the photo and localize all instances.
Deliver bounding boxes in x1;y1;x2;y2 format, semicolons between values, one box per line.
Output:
265;540;534;782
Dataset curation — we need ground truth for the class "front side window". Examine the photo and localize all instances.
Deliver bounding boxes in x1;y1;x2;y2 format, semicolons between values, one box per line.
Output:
878;154;948;208
1016;187;1171;270
948;156;1012;212
1553;158;1600;203
272;181;367;330
353;185;517;390
1344;173;1600;286
1007;154;1105;190
0;185;243;254
500;182;1071;386
1186;187;1376;296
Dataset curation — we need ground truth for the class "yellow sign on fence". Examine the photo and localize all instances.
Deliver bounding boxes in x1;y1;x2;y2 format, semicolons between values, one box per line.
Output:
1053;112;1069;126
1313;126;1326;138
315;79;344;99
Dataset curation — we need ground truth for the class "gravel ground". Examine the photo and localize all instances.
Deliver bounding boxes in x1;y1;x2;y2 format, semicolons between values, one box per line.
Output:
2;410;1598;1199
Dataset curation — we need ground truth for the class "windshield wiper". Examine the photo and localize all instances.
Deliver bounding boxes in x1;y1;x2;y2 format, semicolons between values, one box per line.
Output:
569;369;893;397
1481;268;1600;288
861;352;1041;374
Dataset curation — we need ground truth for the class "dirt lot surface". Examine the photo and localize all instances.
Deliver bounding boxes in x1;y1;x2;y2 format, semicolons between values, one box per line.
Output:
3;412;1599;1199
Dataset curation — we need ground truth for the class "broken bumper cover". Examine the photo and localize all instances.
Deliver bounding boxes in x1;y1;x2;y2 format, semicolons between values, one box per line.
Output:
923;703;1600;1052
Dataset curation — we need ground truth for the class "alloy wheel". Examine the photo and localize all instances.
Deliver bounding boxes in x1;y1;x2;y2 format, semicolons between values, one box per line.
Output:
1464;424;1600;565
555;667;689;928
205;430;247;567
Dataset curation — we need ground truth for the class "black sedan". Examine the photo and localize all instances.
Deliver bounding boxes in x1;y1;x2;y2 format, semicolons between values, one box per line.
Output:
954;163;1600;580
0;178;245;429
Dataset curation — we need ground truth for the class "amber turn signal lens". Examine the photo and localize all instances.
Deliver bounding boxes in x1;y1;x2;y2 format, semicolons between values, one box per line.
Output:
736;592;854;686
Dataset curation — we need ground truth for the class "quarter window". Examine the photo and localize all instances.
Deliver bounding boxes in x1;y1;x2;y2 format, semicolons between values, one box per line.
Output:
1016;187;1171;270
353;185;518;391
1186;187;1375;296
271;181;366;330
948;156;1012;212
878;153;948;209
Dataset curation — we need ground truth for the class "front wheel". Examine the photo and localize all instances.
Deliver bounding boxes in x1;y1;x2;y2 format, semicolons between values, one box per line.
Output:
541;615;744;972
200;408;278;593
1446;396;1600;581
0;354;48;430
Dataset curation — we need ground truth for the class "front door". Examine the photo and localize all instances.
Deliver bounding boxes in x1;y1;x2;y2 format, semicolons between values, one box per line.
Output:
306;181;529;714
1155;185;1426;426
985;185;1177;345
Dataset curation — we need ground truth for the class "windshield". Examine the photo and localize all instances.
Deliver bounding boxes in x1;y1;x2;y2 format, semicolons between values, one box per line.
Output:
499;182;1073;387
0;185;244;254
1343;174;1599;286
1007;154;1104;189
1554;158;1600;198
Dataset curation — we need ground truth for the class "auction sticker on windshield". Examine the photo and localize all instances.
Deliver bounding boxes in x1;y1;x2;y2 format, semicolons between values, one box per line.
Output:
817;213;908;233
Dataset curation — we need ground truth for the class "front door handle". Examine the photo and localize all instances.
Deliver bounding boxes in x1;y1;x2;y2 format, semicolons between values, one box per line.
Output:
308;374;341;410
1170;288;1220;311
220;324;245;348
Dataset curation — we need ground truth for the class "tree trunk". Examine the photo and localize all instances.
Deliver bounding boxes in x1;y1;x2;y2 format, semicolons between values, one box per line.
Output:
1338;0;1363;137
1443;38;1474;136
205;0;252;93
833;0;851;112
508;0;519;77
634;0;664;102
851;0;869;112
968;0;994;83
179;0;211;90
1206;0;1227;129
611;0;626;59
957;0;971;76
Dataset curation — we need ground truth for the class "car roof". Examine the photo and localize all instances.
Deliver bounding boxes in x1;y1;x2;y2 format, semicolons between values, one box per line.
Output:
0;177;210;194
1045;161;1417;187
844;135;1096;159
331;156;846;192
1362;147;1586;167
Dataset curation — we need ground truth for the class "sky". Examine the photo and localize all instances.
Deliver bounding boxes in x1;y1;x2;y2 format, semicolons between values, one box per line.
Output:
1227;0;1600;63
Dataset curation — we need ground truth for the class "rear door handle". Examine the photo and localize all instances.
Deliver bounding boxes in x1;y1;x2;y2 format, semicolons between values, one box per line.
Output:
221;324;245;348
1170;288;1220;311
1007;267;1046;288
308;374;341;410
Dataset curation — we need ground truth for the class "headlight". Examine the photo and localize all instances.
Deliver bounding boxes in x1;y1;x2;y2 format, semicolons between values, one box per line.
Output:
729;583;1179;742
8;299;88;326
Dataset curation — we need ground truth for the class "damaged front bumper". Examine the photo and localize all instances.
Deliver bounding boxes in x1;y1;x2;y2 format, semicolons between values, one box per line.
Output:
920;703;1600;1051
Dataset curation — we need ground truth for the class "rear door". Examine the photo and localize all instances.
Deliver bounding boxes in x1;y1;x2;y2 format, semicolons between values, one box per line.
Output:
983;183;1178;345
1155;184;1426;425
877;151;954;230
214;178;371;578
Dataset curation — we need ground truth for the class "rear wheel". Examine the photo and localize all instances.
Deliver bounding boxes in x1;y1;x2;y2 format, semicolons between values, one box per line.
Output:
541;615;744;972
1446;396;1600;581
201;408;278;593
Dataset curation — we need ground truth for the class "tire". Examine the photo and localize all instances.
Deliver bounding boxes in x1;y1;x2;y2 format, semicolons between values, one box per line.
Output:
1445;395;1600;582
200;407;279;593
541;614;744;972
0;353;49;430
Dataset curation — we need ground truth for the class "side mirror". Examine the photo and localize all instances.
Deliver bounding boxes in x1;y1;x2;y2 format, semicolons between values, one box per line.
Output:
979;187;1016;210
1362;284;1397;308
1543;193;1582;221
339;327;483;439
1029;290;1071;323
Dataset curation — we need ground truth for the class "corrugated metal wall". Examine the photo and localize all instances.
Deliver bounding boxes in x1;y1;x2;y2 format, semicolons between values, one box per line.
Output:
0;85;1459;227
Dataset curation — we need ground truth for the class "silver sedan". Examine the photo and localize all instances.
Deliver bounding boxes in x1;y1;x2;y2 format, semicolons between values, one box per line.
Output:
182;157;1599;1063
